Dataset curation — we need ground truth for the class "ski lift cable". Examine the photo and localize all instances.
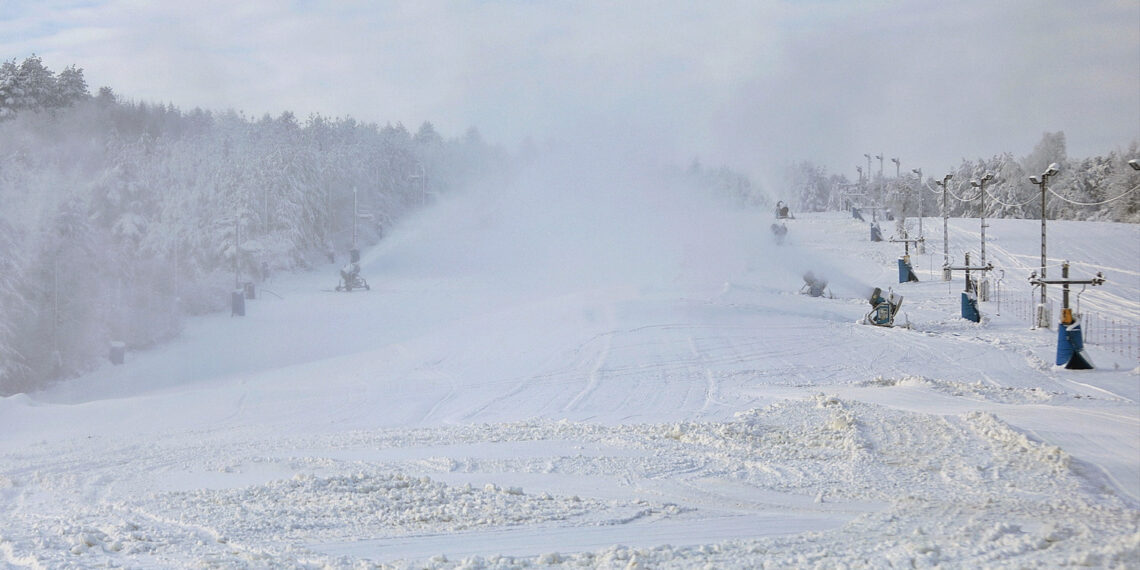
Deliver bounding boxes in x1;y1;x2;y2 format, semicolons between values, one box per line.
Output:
1045;184;1140;207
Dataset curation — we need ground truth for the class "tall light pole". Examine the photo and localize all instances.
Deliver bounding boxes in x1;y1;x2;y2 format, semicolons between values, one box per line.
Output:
912;168;923;243
352;187;358;249
1029;163;1060;327
935;173;953;280
409;162;427;206
876;154;884;205
970;172;994;267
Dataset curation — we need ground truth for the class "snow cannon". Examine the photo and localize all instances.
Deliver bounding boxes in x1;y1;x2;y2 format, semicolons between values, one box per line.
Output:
870;223;883;242
864;287;903;327
945;253;992;323
888;235;925;283
960;288;981;323
1030;262;1105;370
770;222;788;244
775;201;794;219
1056;309;1092;369
852;207;865;221
801;271;830;298
335;248;370;292
898;257;916;283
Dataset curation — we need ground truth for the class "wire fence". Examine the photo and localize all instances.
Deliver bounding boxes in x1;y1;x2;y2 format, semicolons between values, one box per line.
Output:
997;288;1139;363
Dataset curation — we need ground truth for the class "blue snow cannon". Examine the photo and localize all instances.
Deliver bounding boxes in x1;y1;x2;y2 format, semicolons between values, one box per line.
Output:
961;290;981;322
898;255;918;283
1056;309;1092;369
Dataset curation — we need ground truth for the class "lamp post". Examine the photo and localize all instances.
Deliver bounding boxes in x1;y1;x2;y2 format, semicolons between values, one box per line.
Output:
409;162;427;206
876;154;884;204
912;168;923;244
352;187;358;249
970;172;994;267
891;157;900;178
935;173;953;280
1029;163;1060;328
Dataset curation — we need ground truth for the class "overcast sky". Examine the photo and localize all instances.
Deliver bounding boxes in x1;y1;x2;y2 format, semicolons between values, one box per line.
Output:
2;0;1137;186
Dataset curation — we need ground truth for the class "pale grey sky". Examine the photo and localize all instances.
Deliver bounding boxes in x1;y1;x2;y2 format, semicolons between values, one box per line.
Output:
2;0;1137;185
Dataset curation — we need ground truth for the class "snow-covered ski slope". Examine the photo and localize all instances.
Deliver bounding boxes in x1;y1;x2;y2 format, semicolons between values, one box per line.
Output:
2;162;1138;568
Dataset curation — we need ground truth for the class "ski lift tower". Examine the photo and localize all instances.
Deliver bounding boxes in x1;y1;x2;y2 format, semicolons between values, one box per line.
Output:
1030;262;1105;369
889;232;925;283
944;252;993;322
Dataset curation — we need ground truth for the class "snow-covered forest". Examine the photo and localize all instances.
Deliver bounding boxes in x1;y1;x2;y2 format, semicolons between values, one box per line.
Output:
0;56;519;394
786;132;1140;223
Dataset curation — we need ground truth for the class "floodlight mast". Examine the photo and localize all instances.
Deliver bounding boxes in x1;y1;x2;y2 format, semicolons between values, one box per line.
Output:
912;168;923;245
970;172;994;267
1028;163;1060;328
876;154;884;203
935;173;953;280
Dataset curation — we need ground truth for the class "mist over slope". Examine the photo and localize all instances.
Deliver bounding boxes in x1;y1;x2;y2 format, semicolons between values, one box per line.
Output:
373;148;868;305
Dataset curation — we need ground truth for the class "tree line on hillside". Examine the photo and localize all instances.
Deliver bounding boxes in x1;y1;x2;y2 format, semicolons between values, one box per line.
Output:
787;132;1140;224
0;55;766;396
0;56;510;395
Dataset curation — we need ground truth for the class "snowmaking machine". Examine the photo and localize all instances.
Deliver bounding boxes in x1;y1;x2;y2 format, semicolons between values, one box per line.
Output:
944;252;992;323
1030;261;1105;370
801;271;831;298
870;222;883;242
863;287;903;327
889;233;924;283
335;248;370;292
775;201;794;219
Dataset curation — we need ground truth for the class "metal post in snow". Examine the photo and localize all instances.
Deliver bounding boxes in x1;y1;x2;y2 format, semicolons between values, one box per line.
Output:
1029;163;1059;328
935;174;953;280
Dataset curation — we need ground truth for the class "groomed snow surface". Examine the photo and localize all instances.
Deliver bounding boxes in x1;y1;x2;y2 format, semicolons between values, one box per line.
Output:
2;167;1139;568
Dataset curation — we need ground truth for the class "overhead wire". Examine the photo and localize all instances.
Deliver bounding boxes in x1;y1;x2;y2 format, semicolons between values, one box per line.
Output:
1046;185;1139;207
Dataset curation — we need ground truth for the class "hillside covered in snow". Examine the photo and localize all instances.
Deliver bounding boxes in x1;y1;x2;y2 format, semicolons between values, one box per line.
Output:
1;158;1138;568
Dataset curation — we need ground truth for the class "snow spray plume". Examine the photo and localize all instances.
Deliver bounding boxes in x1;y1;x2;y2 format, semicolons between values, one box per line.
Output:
375;142;784;297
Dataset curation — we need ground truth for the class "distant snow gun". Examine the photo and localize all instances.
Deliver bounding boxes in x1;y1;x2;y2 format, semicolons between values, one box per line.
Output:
870;222;883;242
851;207;865;221
863;287;904;327
770;222;788;244
1029;261;1105;370
889;233;924;283
335;248;370;292
801;271;831;298
775;201;794;219
944;252;993;323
